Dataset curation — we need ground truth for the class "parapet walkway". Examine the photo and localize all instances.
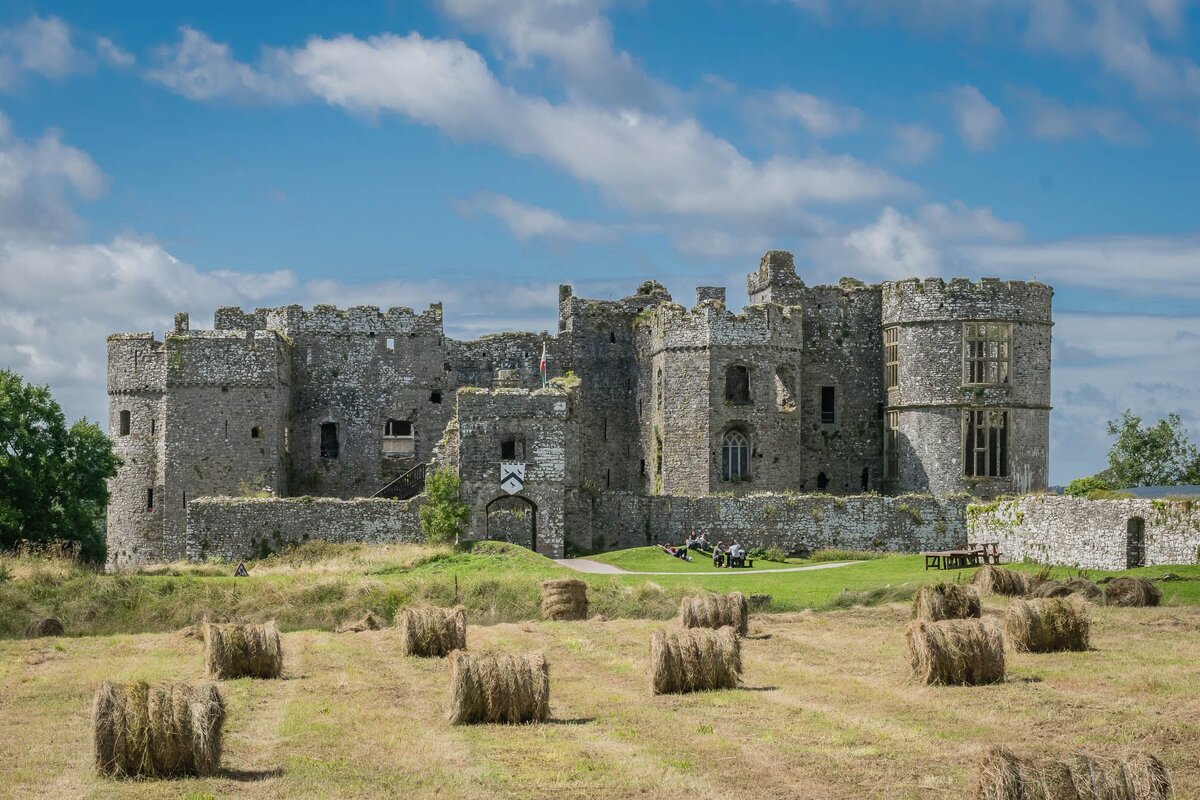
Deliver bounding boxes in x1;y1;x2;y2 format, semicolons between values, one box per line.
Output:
554;558;861;576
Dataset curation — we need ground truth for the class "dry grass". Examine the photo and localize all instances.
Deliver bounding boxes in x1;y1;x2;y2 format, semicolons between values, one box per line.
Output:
678;591;749;636
648;626;741;695
446;650;550;724
540;578;588;621
912;582;981;621
1106;577;1162;607
976;745;1171;799
334;611;383;633
203;621;283;679
92;680;224;778
906;618;1006;685
4;604;1200;798
972;565;1031;597
398;606;467;657
1005;598;1091;653
24;618;64;638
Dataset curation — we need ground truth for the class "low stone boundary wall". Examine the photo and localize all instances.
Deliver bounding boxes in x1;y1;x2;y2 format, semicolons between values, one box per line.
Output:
566;492;968;555
186;496;425;561
967;495;1200;570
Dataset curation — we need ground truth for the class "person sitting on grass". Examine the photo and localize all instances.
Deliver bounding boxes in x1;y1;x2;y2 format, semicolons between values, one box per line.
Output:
712;541;726;568
659;543;692;561
694;530;710;551
684;531;699;551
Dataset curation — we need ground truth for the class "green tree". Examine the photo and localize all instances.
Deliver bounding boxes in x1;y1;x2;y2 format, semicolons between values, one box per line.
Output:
1063;475;1111;497
0;369;120;562
1103;410;1200;488
419;467;469;546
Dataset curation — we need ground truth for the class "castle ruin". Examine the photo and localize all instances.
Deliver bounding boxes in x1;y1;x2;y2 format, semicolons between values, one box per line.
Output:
106;251;1053;568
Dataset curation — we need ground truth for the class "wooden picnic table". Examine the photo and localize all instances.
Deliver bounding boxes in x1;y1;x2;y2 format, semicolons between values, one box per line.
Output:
922;543;1002;570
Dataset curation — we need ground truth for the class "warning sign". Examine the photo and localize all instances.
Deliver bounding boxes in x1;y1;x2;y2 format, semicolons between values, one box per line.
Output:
234;562;249;577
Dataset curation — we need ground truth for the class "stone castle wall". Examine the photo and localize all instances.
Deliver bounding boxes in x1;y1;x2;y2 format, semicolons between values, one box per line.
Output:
967;495;1200;570
567;491;967;555
185;496;425;561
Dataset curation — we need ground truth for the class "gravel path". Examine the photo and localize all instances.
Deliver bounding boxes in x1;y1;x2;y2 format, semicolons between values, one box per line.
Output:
553;558;862;576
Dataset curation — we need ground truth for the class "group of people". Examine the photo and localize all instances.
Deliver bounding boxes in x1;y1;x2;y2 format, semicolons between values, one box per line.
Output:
657;530;749;568
711;540;747;568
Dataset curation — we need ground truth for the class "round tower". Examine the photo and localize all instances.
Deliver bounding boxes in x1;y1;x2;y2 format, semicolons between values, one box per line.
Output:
881;278;1052;497
105;333;167;569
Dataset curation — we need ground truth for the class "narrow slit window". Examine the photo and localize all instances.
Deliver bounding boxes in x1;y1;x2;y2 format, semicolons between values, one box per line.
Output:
884;327;899;389
963;409;1009;478
150;418;156;436
146;488;154;511
656;368;664;409
963;322;1011;385
119;410;130;436
820;386;836;424
320;422;339;459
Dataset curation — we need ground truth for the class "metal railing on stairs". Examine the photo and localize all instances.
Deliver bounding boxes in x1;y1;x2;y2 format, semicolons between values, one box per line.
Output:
372;462;426;500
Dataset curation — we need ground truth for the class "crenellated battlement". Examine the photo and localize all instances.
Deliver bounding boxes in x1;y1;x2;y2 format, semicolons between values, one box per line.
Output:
639;299;804;353
214;303;445;337
882;276;1053;325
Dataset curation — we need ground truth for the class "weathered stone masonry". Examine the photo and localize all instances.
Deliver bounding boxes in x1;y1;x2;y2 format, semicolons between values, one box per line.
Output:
968;495;1200;570
107;249;1052;567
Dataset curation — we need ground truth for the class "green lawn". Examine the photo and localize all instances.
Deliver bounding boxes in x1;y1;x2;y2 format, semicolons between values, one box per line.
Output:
586;545;812;572
4;541;1200;639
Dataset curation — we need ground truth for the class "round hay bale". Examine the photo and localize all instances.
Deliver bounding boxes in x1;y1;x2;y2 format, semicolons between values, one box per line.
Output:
335;611;382;633
93;680;225;778
649;626;741;695
203;621;283;679
24;618;64;638
976;745;1171;799
446;650;549;724
678;591;749;636
912;582;982;622
1063;577;1102;600
397;606;467;657
1105;577;1162;608
1031;578;1102;601
906;618;1005;686
1005;598;1090;653
972;565;1031;597
540;579;588;621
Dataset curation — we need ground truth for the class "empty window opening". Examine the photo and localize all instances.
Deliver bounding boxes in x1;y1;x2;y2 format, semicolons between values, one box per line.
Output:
884;327;899;389
1126;517;1146;569
725;365;751;404
385;337;396;353
609;331;616;344
119;410;130;436
501;433;526;461
146;488;154;511
383;419;414;455
605;468;611;488
602;417;608;441
430;390;442;404
640;459;646;476
861;467;869;492
656;368;664;409
964;322;1011;385
150;418;156;436
820;386;836;424
182;491;187;509
774;366;796;412
885;410;900;480
721;430;750;482
963;409;1009;478
816;472;829;490
320;422;340;459
250;426;261;439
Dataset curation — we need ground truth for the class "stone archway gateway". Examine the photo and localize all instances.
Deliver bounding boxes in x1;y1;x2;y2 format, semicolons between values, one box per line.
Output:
485;494;538;552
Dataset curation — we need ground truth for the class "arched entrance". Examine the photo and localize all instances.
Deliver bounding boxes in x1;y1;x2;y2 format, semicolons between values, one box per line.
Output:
1126;517;1145;569
485;495;537;551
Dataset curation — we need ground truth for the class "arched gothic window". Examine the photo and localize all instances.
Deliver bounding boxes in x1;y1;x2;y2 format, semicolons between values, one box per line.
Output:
721;430;750;482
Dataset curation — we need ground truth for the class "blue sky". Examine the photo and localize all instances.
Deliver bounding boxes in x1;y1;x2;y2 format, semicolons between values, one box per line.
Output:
1;0;1199;484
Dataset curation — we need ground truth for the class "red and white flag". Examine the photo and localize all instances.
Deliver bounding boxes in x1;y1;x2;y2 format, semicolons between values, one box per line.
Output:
539;342;548;387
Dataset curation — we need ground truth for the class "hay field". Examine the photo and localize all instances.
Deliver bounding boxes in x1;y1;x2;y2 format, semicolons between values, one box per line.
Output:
2;601;1198;799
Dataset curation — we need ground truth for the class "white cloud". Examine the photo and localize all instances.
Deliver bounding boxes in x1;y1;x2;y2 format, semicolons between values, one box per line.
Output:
437;0;675;110
96;36;135;69
1011;87;1143;143
146;27;303;103
0;114;106;241
841;207;941;275
916;201;1024;242
0;15;83;88
946;84;1005;150
889;123;942;164
454;192;621;242
751;89;864;137
148;29;913;222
